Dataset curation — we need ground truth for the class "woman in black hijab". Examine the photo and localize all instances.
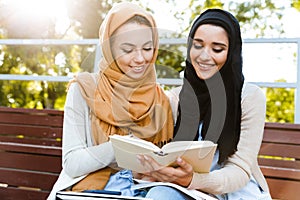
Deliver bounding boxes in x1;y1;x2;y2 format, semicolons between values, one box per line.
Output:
138;9;272;200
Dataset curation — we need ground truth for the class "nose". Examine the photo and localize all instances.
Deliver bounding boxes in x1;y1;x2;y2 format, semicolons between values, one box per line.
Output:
133;49;145;63
199;48;210;60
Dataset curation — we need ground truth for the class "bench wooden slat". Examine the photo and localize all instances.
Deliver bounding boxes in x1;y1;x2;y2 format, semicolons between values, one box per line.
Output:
259;143;300;159
266;178;300;200
0;168;59;190
0;124;62;138
260;165;300;181
263;129;300;144
0;142;62;156
0;136;61;146
0;112;63;127
263;122;300;144
259;158;300;169
0;150;62;173
0;107;63;115
0;186;49;200
264;122;300;130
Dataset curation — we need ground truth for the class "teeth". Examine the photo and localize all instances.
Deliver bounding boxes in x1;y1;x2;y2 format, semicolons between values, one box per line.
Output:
134;66;143;70
199;63;213;68
199;64;208;68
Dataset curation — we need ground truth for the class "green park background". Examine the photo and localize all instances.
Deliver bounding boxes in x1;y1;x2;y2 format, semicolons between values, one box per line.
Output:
0;0;299;123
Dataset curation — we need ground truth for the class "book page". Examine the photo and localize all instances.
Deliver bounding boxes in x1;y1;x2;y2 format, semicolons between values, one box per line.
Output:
110;135;161;152
161;140;216;154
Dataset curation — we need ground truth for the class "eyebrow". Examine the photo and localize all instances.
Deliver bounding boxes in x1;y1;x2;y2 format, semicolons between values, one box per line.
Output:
120;41;153;47
193;38;228;47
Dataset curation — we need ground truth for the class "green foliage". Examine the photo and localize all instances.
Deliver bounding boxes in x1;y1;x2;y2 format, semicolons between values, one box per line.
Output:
0;0;299;123
292;0;300;11
0;44;89;109
156;44;185;77
265;80;295;123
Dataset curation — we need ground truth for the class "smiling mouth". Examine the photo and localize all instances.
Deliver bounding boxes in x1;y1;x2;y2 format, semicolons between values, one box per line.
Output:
199;63;215;68
134;66;143;70
131;65;144;72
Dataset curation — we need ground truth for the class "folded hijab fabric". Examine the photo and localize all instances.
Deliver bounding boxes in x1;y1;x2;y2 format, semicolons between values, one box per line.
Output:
175;9;244;164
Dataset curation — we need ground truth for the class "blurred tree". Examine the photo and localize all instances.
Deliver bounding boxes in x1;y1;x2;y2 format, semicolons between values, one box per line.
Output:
0;0;299;123
292;0;300;11
265;80;295;123
171;0;285;37
64;0;112;38
0;0;101;109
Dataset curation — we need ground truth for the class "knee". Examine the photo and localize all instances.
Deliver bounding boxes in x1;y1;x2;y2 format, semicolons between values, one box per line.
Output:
145;186;185;200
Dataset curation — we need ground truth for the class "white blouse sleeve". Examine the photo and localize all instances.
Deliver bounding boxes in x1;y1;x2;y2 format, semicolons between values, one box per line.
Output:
62;83;115;178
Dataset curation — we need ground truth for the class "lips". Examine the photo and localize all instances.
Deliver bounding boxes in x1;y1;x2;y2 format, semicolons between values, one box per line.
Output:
198;63;215;70
131;65;144;72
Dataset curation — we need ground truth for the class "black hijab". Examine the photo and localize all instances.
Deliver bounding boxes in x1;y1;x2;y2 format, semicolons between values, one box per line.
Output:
174;9;244;164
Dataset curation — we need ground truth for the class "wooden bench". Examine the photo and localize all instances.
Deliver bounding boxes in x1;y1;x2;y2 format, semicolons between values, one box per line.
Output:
259;122;300;200
0;107;63;200
0;107;299;200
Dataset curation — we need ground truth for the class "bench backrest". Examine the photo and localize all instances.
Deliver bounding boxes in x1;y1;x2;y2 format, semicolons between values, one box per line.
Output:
0;107;63;146
0;107;63;200
259;122;300;200
1;107;300;200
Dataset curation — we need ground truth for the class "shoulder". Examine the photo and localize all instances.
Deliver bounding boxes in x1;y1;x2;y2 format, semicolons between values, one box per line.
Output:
67;72;97;97
67;82;84;100
65;82;90;113
242;82;266;103
241;82;266;118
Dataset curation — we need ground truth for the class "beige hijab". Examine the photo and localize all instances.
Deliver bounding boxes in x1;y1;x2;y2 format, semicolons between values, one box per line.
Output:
74;2;173;147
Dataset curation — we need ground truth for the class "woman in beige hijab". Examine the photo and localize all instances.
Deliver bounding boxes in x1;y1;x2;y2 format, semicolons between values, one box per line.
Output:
47;2;173;199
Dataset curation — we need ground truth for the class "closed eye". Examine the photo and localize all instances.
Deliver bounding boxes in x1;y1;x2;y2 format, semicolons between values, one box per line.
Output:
193;42;203;49
143;47;153;51
121;48;133;53
213;48;225;53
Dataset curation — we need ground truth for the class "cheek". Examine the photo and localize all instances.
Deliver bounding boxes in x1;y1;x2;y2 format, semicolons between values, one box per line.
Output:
144;50;154;62
216;53;228;69
189;49;199;68
115;54;131;71
189;48;197;61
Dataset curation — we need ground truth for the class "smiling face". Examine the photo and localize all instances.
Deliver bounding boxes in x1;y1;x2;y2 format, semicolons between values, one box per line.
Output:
190;24;229;80
110;22;154;79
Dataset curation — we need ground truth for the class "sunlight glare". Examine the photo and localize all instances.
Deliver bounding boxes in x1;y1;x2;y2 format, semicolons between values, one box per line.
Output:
9;0;69;33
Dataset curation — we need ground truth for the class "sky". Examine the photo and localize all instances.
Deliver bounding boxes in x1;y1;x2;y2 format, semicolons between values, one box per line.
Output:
2;0;300;83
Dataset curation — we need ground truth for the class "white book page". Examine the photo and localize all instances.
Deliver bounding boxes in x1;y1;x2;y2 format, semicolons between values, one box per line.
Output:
161;140;216;154
109;135;161;152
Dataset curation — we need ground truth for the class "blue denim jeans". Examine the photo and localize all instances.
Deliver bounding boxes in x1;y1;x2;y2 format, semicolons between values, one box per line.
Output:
144;185;195;200
104;169;135;196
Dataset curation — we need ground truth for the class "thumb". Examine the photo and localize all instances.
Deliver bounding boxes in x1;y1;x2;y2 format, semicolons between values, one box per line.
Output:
176;157;191;171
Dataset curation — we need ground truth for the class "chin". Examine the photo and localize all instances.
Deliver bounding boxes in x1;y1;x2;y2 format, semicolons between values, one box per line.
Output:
127;72;144;79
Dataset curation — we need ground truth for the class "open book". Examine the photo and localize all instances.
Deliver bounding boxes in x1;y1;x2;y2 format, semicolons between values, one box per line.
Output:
109;134;217;173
